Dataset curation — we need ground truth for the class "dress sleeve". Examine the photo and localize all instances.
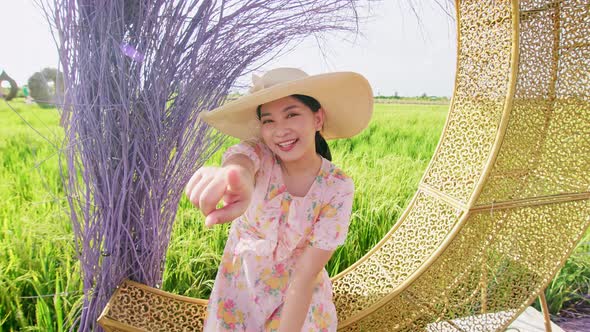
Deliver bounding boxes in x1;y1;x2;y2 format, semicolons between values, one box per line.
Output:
221;139;264;174
308;177;355;251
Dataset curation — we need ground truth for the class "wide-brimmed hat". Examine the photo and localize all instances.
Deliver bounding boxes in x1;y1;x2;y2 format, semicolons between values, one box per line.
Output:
198;67;373;141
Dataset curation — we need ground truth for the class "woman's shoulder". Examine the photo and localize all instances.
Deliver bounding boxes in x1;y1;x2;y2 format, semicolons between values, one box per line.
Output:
320;158;354;190
238;137;267;154
223;138;272;166
221;139;276;186
245;138;275;157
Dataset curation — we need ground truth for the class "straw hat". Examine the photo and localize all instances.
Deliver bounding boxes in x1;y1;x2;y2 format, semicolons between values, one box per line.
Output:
198;68;373;141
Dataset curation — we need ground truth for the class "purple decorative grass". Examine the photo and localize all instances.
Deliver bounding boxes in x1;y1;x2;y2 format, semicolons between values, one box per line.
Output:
38;0;369;330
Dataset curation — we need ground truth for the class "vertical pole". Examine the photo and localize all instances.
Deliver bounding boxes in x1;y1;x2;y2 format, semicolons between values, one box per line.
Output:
539;290;552;332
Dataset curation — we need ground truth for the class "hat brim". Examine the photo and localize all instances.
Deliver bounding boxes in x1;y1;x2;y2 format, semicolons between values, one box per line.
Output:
198;72;373;141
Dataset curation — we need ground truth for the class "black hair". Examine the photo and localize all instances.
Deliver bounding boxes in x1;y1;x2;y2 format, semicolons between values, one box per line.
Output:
256;94;332;161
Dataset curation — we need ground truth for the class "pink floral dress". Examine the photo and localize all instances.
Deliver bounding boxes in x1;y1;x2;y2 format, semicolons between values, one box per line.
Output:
203;139;355;332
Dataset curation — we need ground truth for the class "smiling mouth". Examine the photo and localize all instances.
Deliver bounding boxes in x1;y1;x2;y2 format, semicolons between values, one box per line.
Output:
277;139;298;151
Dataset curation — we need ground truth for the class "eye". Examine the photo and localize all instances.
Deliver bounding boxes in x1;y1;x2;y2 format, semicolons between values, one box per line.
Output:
262;119;273;124
287;113;298;118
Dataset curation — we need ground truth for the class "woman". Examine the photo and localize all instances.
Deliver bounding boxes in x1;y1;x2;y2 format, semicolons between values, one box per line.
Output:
186;67;373;331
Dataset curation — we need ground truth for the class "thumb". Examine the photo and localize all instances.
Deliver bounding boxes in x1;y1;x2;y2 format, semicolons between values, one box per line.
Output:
204;199;247;228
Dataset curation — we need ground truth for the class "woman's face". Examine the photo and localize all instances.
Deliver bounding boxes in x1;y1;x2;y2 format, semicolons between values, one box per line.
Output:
258;96;324;163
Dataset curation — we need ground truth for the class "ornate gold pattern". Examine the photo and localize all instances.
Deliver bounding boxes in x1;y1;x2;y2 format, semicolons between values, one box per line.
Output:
98;0;590;330
99;280;208;331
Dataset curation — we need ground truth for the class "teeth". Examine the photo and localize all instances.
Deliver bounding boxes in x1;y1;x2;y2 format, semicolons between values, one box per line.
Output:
278;139;296;147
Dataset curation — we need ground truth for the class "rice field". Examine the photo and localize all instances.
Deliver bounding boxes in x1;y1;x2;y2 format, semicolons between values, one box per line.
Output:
0;98;588;331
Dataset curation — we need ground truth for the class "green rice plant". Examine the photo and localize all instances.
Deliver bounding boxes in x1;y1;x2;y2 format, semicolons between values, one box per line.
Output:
539;231;590;315
1;99;588;330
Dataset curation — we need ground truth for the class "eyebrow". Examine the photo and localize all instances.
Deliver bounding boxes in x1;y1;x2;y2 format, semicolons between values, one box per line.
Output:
260;105;299;118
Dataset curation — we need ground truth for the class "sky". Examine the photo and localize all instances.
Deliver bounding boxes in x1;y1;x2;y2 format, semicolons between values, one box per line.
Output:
0;1;457;97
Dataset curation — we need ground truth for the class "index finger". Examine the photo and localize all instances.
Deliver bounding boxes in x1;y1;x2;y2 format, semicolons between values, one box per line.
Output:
226;167;248;195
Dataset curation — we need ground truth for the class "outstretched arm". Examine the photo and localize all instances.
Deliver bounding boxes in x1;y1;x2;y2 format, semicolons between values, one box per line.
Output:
278;246;335;332
221;153;256;185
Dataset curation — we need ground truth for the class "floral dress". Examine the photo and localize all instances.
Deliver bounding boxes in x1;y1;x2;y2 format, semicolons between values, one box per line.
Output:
203;138;355;332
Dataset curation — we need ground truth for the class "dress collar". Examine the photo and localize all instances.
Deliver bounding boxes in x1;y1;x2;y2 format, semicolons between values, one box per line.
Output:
274;154;326;199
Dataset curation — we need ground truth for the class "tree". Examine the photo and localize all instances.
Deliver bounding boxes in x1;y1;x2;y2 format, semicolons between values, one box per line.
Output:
27;67;64;108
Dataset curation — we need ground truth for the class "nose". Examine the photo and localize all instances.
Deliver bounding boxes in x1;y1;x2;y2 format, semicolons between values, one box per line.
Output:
273;121;292;138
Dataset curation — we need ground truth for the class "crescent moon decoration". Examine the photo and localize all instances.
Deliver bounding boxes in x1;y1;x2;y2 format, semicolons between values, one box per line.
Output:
40;0;368;330
96;0;589;331
0;70;19;101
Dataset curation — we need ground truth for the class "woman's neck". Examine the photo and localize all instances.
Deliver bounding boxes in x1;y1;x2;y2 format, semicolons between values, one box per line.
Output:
279;152;322;178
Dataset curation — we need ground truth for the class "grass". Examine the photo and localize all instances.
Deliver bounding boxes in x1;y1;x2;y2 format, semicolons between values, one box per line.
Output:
0;101;80;331
0;98;588;330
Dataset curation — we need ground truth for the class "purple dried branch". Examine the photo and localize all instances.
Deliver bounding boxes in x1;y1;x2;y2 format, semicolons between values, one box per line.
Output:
38;0;369;330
